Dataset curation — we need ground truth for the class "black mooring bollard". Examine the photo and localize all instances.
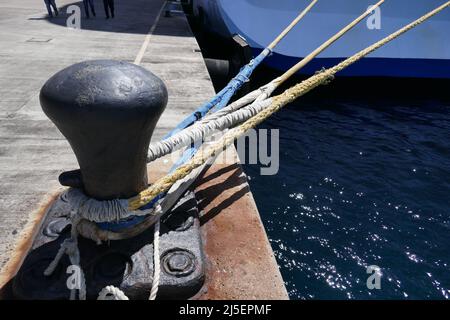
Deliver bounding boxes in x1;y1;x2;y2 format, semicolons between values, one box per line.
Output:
12;60;205;300
40;60;168;200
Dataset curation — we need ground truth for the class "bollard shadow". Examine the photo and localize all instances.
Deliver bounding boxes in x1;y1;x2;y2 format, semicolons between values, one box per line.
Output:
30;0;191;36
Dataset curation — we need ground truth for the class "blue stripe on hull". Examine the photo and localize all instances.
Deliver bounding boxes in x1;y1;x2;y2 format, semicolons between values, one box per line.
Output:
254;49;450;79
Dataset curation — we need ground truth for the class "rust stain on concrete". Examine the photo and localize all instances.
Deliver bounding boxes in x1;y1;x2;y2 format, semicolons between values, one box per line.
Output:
0;189;62;294
193;153;289;300
147;152;288;299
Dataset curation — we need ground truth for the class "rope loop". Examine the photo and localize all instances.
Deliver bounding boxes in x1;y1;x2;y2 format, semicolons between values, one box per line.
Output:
98;286;129;300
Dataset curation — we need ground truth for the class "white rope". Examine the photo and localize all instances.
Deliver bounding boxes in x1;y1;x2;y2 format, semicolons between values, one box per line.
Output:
92;221;162;301
149;219;160;300
91;210;169;301
199;88;264;123
43;190;130;300
62;188;153;223
44;214;87;300
97;286;129;300
145;0;387;164
147;97;273;162
146;87;265;162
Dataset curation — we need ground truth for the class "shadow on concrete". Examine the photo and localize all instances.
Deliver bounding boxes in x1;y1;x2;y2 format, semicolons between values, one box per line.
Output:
30;0;191;36
196;164;249;226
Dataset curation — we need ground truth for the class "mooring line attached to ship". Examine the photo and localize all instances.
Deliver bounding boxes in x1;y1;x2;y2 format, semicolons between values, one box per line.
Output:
139;1;388;249
99;0;319;233
159;0;319;139
143;0;316;300
150;0;320;179
72;0;450;240
146;0;386;163
129;1;450;211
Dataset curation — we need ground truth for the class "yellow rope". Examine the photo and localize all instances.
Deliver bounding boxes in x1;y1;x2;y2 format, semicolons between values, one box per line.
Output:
129;1;450;211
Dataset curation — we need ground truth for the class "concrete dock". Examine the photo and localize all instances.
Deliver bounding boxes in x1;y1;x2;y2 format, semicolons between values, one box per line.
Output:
0;0;288;299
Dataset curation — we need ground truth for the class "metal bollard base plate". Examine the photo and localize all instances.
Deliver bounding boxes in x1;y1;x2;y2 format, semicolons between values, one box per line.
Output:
11;191;205;300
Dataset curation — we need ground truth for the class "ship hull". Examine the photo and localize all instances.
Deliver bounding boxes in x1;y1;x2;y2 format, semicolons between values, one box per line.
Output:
193;0;450;78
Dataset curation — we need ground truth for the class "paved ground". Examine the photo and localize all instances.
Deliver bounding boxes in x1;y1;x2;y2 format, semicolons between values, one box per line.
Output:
0;0;215;270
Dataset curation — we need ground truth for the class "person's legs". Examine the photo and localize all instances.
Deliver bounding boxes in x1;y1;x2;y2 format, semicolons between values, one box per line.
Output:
83;0;90;18
88;0;96;17
49;0;58;16
109;0;114;18
103;0;110;18
44;0;53;18
50;0;59;15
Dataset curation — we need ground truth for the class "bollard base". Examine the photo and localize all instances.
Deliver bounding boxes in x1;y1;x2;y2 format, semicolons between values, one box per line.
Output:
10;190;204;300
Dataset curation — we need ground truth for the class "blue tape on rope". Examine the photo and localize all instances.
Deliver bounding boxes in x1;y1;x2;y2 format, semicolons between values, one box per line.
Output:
164;49;268;139
167;49;270;178
96;194;163;232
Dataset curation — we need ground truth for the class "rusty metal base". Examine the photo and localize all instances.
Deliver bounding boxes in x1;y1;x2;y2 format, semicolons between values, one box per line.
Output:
11;191;205;300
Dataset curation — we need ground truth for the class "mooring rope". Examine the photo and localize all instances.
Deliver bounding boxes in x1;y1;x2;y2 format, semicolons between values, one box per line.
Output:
95;219;159;300
146;0;385;162
67;0;450;238
130;1;450;212
149;219;161;300
127;0;318;246
59;188;151;223
159;0;318;140
147;99;273;161
44;214;87;300
97;220;161;300
98;286;129;300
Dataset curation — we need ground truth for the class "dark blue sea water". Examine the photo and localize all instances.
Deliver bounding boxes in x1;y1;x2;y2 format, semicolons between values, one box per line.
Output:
242;92;450;299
